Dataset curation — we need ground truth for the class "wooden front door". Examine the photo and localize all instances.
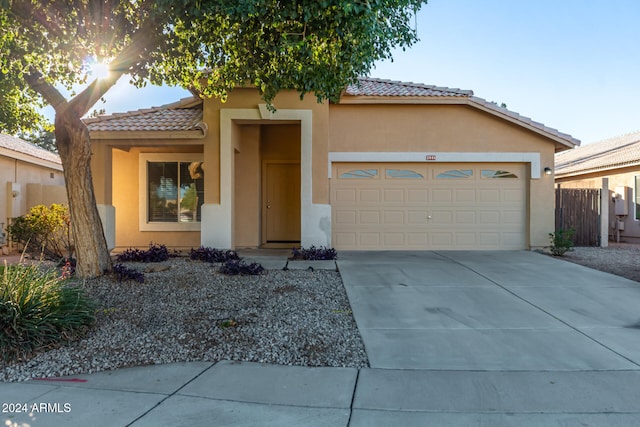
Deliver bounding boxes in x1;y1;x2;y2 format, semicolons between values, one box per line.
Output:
263;162;301;244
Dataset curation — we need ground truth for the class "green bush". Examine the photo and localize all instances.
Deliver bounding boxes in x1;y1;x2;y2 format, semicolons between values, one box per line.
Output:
7;204;73;260
549;228;576;256
0;263;95;363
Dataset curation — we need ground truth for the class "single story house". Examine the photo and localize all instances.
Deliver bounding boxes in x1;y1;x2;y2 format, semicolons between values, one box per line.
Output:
555;131;640;243
85;77;579;252
0;133;67;249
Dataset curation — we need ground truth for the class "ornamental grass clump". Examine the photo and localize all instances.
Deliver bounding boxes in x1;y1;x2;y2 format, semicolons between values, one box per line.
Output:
0;262;95;363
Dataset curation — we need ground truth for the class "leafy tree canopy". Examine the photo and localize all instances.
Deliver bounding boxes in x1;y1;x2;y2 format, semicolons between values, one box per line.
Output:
0;0;426;278
1;0;425;127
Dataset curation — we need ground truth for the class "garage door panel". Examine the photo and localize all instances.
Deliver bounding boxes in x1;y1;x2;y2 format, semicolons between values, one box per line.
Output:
383;210;405;225
359;233;380;246
407;189;428;202
479;189;500;202
455;189;476;202
335;210;356;225
432;189;453;202
383;233;404;246
479;211;500;224
504;188;524;202
383;189;404;202
359;211;380;224
335;189;357;202
456;211;476;224
359;189;380;202
332;162;527;250
408;211;427;224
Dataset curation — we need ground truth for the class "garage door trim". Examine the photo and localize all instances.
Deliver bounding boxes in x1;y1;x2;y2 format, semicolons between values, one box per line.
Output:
328;152;542;178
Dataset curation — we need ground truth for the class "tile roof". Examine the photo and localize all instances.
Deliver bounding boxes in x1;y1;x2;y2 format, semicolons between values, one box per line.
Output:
555;131;640;177
344;78;579;148
81;77;579;148
0;133;61;165
84;97;204;133
345;77;473;97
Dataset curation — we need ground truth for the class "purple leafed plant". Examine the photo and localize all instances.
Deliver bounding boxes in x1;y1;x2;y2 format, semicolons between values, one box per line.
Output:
290;246;338;260
219;259;265;276
189;247;241;263
112;264;145;283
116;242;171;263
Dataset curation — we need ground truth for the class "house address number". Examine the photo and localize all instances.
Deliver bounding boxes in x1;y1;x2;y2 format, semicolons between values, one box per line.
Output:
426;155;436;161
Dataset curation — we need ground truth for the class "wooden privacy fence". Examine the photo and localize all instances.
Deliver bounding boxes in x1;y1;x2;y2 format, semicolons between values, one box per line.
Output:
555;188;601;246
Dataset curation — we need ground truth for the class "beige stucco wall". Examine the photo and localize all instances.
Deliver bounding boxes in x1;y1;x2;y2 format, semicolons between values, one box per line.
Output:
557;167;640;242
91;89;563;251
1;155;65;223
234;123;301;247
328;103;558;248
109;144;204;250
203;88;329;205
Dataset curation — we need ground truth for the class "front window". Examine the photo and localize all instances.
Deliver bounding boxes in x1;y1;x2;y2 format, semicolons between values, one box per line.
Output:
148;161;204;223
139;153;204;231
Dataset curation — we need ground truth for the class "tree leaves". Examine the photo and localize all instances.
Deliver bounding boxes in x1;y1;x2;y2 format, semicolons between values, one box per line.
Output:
1;0;425;129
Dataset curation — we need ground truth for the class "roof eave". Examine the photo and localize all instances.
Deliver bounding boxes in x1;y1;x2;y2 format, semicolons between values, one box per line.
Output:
0;147;63;171
89;130;206;140
555;161;640;179
466;98;579;150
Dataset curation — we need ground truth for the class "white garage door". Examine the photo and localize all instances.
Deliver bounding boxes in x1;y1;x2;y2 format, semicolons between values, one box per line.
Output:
331;163;527;250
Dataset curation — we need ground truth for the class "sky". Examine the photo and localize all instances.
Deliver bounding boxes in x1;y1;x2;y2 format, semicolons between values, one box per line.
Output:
46;0;640;146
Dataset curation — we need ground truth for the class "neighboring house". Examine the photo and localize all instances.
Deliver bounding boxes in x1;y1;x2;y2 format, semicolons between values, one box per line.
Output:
555;131;640;243
0;133;67;248
85;77;578;252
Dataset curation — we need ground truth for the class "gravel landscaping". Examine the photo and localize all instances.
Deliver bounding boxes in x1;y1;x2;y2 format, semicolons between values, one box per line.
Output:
559;243;640;283
1;257;368;382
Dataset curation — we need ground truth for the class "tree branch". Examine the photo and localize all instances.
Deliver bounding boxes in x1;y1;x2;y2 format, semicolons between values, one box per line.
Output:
23;71;69;112
69;26;161;118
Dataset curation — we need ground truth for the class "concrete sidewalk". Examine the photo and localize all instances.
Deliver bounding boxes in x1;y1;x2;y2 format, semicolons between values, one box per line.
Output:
2;250;640;426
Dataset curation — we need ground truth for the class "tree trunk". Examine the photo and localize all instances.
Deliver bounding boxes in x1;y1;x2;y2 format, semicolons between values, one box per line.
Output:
55;111;112;278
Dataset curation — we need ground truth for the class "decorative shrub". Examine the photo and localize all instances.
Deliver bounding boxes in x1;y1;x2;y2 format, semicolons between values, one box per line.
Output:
291;246;338;260
0;263;95;363
549;228;576;256
219;259;265;275
7;204;73;260
112;264;145;283
190;247;241;263
116;242;170;263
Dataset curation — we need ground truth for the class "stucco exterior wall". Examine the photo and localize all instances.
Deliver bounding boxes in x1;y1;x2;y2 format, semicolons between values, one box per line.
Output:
327;104;557;248
110;145;203;250
1;155;65;223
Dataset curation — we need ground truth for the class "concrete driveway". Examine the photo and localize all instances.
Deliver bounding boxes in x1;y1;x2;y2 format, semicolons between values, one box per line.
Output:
338;250;640;426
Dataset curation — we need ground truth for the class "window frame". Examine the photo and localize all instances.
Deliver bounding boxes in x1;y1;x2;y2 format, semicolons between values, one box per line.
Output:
139;153;204;231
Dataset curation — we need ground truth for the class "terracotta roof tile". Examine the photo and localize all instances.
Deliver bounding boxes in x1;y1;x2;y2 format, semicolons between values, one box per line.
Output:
555;131;640;176
81;79;578;149
84;97;204;133
0;133;61;165
346;77;473;97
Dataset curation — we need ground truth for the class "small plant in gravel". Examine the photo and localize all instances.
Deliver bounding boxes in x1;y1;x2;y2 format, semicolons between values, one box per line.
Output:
290;245;338;260
189;247;241;263
112;263;145;283
219;259;265;275
549;228;576;256
116;242;172;263
0;262;95;363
